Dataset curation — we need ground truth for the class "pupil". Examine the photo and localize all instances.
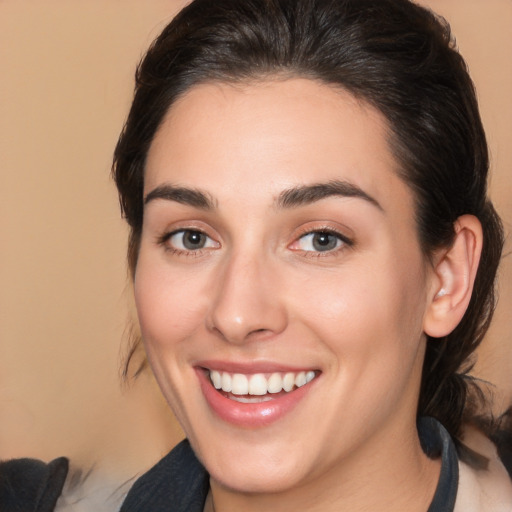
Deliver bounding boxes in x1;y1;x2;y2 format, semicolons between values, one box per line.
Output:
313;232;336;251
184;231;204;249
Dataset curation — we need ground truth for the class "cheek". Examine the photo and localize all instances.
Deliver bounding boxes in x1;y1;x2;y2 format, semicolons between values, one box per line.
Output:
133;254;207;352
289;256;428;362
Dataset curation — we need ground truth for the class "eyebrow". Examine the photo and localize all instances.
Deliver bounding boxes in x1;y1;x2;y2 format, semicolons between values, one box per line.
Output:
144;179;382;212
277;180;383;211
144;184;216;210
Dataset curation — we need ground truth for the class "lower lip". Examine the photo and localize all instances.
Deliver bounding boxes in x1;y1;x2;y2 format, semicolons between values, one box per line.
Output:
196;369;316;428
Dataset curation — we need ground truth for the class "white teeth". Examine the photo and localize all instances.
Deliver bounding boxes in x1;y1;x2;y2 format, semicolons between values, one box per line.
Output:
283;372;295;392
221;372;232;392
210;370;222;389
248;374;267;395
295;371;307;387
267;372;283;394
230;394;274;403
231;373;249;395
208;369;317;396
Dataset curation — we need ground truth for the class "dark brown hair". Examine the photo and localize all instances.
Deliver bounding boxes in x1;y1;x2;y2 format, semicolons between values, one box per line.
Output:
112;0;504;442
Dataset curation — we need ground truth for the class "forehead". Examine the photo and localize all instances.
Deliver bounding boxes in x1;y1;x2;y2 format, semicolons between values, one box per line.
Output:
145;78;414;216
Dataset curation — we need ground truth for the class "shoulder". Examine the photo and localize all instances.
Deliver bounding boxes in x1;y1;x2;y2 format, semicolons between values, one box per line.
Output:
455;427;512;512
0;456;69;512
120;439;209;512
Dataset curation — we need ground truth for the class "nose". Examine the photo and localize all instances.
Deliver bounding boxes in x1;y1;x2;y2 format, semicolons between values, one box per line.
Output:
207;251;288;344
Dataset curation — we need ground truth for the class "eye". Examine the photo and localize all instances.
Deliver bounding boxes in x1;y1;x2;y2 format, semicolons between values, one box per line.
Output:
291;230;350;253
165;229;219;252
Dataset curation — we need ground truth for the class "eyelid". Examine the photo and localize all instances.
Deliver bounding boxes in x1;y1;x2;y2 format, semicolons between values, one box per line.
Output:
157;226;221;255
288;225;354;255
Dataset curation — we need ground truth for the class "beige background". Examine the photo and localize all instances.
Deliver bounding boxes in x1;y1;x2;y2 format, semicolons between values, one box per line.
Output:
1;0;511;485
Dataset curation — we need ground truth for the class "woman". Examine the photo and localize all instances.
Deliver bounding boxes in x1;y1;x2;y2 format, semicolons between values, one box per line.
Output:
113;0;511;510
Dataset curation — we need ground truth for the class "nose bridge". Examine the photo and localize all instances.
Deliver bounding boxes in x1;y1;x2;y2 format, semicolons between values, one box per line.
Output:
208;245;286;343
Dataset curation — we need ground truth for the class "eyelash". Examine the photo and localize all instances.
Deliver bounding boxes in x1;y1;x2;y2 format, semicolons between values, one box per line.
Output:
290;228;354;258
157;229;219;257
157;227;353;258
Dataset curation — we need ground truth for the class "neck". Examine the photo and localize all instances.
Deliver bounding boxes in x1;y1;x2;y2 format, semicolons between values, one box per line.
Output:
206;420;441;512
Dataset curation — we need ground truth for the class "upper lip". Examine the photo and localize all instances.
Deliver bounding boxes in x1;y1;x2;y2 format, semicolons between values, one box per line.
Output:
197;360;319;374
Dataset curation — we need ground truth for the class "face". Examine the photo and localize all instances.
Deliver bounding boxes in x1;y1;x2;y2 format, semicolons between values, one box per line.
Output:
135;79;435;495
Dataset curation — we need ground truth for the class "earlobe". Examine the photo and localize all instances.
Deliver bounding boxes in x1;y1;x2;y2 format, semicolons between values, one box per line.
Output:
423;215;483;338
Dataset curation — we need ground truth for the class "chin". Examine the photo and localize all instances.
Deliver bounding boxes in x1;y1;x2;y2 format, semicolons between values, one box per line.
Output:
210;461;307;495
192;431;316;494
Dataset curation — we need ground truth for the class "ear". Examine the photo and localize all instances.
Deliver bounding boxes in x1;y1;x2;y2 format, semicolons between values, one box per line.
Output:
423;215;483;338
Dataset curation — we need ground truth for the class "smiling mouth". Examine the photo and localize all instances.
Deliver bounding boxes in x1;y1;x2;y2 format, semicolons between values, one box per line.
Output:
207;369;318;403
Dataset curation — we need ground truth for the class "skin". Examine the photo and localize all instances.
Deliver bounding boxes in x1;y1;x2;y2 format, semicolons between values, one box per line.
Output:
135;78;444;511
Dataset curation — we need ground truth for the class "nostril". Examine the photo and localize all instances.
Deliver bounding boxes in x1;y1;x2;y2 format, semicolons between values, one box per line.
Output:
247;328;274;339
